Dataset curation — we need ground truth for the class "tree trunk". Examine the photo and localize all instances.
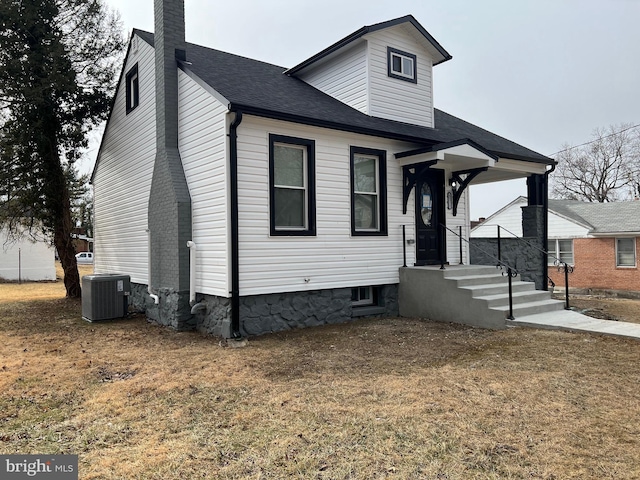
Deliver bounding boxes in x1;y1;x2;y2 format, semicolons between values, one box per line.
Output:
42;117;82;298
54;201;81;298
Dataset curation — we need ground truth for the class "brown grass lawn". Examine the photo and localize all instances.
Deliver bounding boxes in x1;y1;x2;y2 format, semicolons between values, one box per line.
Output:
1;275;640;479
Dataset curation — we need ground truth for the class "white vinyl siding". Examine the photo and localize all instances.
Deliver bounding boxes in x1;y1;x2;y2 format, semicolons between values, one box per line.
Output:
298;41;368;114
548;212;590;238
365;25;434;128
178;69;229;297
93;37;156;284
236;115;416;295
444;188;469;265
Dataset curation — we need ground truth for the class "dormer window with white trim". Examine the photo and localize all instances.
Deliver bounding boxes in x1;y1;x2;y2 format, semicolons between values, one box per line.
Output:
387;47;417;83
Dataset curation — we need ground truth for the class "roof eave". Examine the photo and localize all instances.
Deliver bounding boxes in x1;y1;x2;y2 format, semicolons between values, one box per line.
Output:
228;103;438;145
589;231;640;237
494;151;556;165
285;14;451;76
396;138;499;161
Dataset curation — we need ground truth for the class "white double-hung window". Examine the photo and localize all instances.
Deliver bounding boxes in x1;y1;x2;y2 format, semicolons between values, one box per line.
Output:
350;146;387;236
269;134;316;236
616;238;636;267
547;239;574;265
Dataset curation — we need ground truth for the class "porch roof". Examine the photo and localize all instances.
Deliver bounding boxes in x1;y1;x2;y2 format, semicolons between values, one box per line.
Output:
395;138;549;184
396;138;498;166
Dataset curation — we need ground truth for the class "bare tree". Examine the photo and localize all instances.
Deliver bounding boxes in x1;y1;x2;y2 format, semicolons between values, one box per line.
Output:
552;124;640;202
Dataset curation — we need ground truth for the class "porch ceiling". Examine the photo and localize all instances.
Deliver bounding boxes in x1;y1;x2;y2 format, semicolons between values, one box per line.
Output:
470;158;549;185
396;141;549;184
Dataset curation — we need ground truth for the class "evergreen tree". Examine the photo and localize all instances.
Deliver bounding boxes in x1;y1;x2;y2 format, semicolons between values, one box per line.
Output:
0;0;124;296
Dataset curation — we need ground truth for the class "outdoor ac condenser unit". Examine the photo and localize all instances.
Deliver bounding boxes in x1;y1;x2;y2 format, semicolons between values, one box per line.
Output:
82;274;131;322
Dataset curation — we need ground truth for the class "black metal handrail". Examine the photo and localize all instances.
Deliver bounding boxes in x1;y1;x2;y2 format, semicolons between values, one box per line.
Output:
440;223;519;320
490;224;574;310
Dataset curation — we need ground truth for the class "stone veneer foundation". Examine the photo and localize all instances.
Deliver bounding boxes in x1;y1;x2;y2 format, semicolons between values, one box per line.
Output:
129;283;399;338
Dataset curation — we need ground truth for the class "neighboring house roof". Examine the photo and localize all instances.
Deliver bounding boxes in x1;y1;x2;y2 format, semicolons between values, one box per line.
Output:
549;199;640;235
285;15;452;75
472;196;526;228
133;29;553;166
473;196;640;236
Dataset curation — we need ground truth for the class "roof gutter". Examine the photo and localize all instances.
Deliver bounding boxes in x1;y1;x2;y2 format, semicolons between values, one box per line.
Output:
228;103;440;147
589;231;640;237
229;110;243;338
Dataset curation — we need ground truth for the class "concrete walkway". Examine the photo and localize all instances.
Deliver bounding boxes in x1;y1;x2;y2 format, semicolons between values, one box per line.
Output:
507;309;640;340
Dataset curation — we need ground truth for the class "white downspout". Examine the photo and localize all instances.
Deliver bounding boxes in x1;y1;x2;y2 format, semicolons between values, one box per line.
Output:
187;240;207;314
147;229;159;304
187;240;197;305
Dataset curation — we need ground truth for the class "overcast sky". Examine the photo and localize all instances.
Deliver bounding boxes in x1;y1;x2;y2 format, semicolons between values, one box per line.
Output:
94;0;640;219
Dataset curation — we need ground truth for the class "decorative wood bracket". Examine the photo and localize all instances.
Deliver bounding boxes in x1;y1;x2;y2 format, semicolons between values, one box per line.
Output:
403;161;438;214
450;167;488;216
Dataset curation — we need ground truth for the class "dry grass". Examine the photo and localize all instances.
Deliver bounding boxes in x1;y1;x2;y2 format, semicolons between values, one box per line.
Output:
1;278;640;479
0;263;93;302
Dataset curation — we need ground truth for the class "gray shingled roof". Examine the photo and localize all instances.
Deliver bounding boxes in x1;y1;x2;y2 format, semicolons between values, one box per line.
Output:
549;199;640;234
135;29;553;165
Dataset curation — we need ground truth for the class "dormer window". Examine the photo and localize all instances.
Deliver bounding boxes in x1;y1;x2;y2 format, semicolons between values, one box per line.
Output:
387;47;417;83
125;64;139;114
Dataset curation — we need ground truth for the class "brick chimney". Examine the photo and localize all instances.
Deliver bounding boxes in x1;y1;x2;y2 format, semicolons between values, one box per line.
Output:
147;0;193;329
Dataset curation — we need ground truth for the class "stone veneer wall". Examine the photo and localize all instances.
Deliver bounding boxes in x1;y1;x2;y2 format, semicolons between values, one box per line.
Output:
469;238;544;288
470;204;547;290
129;282;195;330
129;282;399;338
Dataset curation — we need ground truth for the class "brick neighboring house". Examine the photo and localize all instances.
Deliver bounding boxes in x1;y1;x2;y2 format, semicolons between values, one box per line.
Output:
472;196;640;295
71;228;93;253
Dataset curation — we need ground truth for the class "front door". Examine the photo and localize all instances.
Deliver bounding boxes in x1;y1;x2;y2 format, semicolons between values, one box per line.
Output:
415;169;445;265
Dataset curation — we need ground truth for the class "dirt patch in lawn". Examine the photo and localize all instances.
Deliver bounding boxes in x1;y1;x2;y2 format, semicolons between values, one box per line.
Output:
555;294;640;324
1;281;640;479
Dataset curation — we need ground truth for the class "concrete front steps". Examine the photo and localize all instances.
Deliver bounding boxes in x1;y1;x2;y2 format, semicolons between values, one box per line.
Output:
399;265;565;329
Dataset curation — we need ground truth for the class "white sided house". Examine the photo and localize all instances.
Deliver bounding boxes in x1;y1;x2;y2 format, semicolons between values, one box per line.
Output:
0;228;56;282
471;196;590;240
92;0;555;337
471;196;640;294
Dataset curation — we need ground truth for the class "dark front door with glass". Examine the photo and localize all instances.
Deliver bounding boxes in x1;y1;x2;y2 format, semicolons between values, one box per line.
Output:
415;169;445;265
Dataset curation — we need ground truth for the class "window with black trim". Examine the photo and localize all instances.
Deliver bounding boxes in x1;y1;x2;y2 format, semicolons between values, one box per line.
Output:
616;237;636;267
350;146;387;235
125;64;139;114
269;134;316;236
387;47;417;83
